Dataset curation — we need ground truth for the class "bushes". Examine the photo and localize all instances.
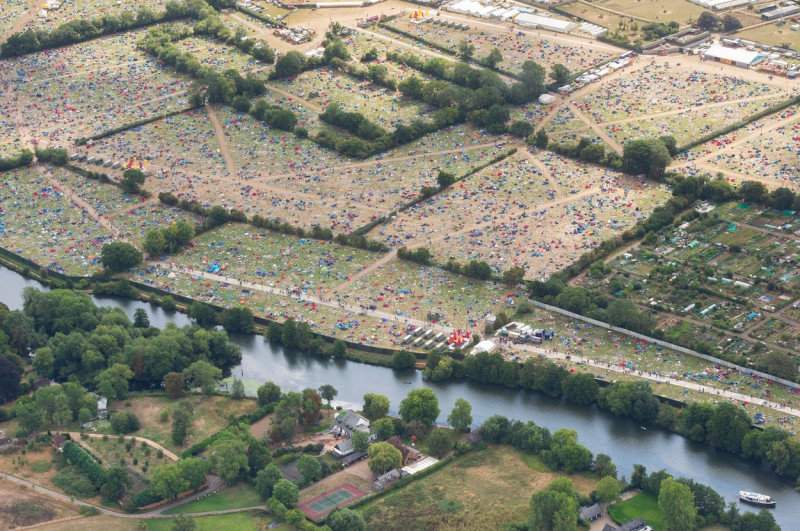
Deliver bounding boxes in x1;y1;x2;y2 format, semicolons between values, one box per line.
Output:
33;148;68;166
62;441;107;486
0;149;33;171
52;466;98;498
110;412;141;434
127;487;162;509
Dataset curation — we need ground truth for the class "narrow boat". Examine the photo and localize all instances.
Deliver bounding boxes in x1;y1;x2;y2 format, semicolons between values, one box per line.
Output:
739;491;776;507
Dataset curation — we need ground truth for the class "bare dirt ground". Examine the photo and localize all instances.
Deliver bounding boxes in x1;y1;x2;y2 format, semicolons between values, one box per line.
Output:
0;479;81;530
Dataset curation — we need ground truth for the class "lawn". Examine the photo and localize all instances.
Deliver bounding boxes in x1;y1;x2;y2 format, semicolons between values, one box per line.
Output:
358;446;598;530
411;426;462;457
162;484;263;515
608;492;664;531
80;435;174;479
107;394;259;452
146;511;287;530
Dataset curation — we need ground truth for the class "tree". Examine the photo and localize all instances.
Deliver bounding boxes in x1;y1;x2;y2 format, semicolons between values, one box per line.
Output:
436;170;456;189
426;429;453;458
110;412;140;434
143;229;167;256
456;39;474;61
697;11;719;30
501;266;525;287
367;442;402;474
595;475;621;503
257;381;281;406
296;454;322;483
622;138;672;178
738;180;768;204
562;373;599;406
510;121;534;138
319;384;338;406
231;378;245;399
447;398;473;432
0;356;23;403
529;478;579;531
391;350;416;370
133;308;150;328
550;64;570;84
101;466;132;500
372;417;395;440
659;477;697;531
483;48;503;69
176;457;208;490
731;509;780;531
14;398;42;433
164;372;185;399
534;130;548;149
330;339;346;358
96;363;133;401
120;169;146;194
171;402;194;446
301;388;323;425
152;463;189;500
274;51;306;78
399;388;440;425
219;307;254;334
592;453;618;479
351;430;370;453
172;515;197;531
721;13;742;31
326;508;367;531
768;187;795;210
255;464;283;500
183;360;222;395
272;479;299;508
363;393;390;420
188;301;217;327
209;437;249;482
101;242;142;272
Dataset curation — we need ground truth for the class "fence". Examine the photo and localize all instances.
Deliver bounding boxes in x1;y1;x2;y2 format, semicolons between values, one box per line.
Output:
526;299;798;387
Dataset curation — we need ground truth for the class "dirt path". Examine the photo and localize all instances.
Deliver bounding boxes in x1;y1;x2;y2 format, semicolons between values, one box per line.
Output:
568;104;624;153
265;84;324;113
330;249;398;292
42;168;131;244
206;104;239;178
66;432;180;461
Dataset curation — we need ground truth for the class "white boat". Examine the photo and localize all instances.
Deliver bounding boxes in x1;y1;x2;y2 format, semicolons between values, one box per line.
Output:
739;491;776;507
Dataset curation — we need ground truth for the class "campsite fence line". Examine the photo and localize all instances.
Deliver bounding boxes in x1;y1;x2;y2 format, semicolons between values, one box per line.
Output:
526;298;798;388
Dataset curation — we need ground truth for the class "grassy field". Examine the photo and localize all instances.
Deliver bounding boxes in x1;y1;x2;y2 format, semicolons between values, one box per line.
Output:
608;492;664;531
735;24;800;50
107;394;259;452
145;511;287;531
80;435;174;480
358;446;599;530
0;479;82;529
161;484;263;515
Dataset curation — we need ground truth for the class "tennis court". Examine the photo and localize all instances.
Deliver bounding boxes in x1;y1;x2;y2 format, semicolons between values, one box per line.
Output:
298;483;367;520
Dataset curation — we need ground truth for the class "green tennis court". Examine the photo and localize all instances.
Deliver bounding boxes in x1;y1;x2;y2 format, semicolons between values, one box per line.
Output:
307;488;355;513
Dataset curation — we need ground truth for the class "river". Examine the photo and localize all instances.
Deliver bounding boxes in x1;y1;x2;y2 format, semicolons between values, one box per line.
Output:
1;266;797;527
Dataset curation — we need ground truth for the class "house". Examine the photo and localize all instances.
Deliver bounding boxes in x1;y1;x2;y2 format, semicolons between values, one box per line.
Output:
373;469;402;491
602;518;651;531
385;435;412;466
332;410;370;438
0;437;14;450
16;433;39;446
51;434;66;451
332;438;354;458
342;451;367;467
580;503;603;522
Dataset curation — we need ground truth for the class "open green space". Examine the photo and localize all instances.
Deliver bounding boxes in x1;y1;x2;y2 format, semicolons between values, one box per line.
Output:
145;511;286;530
161;484;263;515
608;492;664;531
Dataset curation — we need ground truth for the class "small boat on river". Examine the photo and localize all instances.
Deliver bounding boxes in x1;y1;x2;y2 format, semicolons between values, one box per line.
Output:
739;491;776;507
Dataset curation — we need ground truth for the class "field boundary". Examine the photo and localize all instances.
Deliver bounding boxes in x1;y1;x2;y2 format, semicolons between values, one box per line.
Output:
526;298;799;387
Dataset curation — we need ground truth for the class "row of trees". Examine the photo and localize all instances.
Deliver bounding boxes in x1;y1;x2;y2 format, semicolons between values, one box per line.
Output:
0;149;33;171
0;0;219;57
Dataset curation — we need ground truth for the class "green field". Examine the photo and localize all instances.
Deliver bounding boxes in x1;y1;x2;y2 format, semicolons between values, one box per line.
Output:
145;512;285;531
608;492;664;531
161;484;263;515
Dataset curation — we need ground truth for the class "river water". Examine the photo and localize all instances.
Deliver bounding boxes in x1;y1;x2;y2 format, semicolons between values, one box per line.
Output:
1;266;797;527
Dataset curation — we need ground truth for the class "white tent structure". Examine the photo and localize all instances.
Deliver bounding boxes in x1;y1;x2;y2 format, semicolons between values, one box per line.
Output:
701;45;766;67
514;13;576;33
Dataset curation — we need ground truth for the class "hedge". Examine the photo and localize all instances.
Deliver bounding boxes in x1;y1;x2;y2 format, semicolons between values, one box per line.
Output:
75;106;199;146
180;403;273;458
236;5;286;28
62;441;107;486
0;149;33;171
